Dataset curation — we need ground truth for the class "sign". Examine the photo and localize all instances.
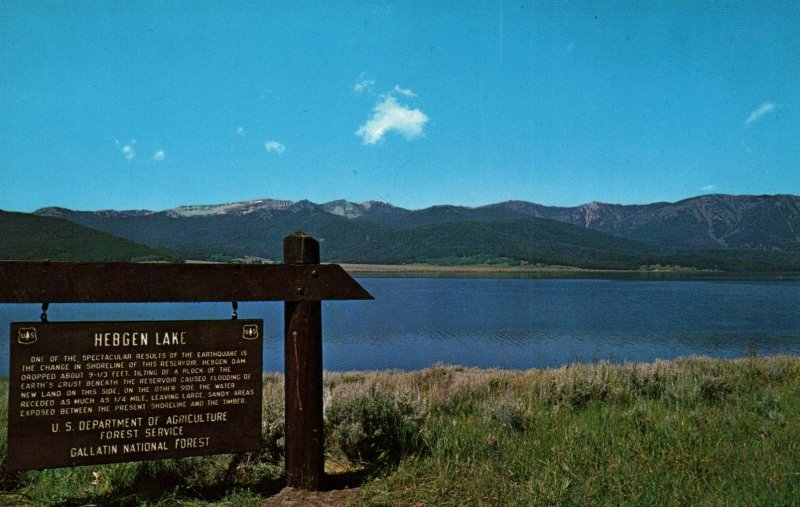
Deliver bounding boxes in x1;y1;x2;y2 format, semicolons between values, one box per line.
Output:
7;319;263;472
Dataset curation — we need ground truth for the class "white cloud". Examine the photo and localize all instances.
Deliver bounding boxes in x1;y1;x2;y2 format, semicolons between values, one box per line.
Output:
393;85;417;97
354;76;375;94
265;140;285;154
700;184;715;192
153;150;165;162
745;102;776;125
122;145;134;160
121;140;136;161
236;127;245;136
356;95;429;145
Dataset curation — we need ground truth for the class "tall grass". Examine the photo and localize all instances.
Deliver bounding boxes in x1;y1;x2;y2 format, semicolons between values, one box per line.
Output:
357;356;800;506
0;356;798;505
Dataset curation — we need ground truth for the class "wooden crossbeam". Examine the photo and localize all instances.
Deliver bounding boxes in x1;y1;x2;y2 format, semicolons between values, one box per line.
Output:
0;261;373;303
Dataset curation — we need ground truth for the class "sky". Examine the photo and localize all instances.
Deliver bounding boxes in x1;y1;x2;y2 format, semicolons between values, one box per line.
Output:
1;1;798;212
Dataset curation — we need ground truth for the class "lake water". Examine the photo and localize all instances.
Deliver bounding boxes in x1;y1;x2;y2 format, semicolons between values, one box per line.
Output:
0;276;798;374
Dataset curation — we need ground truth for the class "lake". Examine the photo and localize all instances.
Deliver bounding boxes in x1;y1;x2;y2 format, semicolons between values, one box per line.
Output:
0;275;798;375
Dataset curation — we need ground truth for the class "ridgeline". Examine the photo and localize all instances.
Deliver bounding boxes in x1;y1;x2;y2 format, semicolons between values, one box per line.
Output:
15;194;800;271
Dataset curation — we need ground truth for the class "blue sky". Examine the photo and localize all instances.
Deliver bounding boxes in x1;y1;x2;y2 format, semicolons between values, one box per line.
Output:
2;1;798;212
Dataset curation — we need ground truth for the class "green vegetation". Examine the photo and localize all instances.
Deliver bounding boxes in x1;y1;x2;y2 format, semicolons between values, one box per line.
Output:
356;357;800;506
1;356;798;505
36;201;800;271
0;211;167;262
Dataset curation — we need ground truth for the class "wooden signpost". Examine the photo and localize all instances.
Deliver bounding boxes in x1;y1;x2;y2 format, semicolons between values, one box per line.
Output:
0;232;372;490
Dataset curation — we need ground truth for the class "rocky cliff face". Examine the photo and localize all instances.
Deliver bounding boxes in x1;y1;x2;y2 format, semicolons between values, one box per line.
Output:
541;195;800;250
165;199;294;217
484;195;800;250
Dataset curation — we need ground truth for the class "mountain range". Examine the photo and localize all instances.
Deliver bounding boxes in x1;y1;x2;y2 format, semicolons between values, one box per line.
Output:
17;194;800;271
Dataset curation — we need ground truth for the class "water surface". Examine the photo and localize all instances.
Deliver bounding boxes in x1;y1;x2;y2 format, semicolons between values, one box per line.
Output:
0;276;798;374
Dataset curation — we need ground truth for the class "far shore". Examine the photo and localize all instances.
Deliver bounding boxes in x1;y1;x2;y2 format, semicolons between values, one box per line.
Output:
177;260;800;278
339;263;710;275
185;258;710;274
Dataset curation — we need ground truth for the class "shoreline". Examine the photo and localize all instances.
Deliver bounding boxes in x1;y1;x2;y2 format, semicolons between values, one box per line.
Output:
3;354;796;381
187;260;798;278
339;263;708;275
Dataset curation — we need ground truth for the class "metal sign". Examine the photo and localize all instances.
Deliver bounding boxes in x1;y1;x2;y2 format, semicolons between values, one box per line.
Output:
7;319;263;472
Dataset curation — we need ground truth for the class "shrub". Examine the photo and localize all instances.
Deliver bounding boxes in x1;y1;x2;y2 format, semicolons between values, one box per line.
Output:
629;370;665;399
698;376;733;402
259;401;285;464
485;399;529;433
325;388;422;466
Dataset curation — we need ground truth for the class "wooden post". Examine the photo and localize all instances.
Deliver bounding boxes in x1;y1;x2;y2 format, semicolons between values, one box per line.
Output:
283;232;324;490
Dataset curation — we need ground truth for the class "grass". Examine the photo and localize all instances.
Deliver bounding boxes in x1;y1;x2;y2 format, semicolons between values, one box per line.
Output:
1;356;799;505
358;358;800;506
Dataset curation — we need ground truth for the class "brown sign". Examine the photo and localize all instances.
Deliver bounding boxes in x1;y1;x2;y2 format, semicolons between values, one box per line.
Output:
7;319;263;472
